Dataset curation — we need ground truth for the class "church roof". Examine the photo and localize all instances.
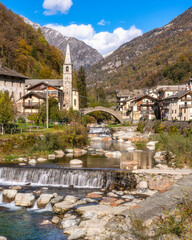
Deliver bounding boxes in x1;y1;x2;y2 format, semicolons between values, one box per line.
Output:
64;43;72;64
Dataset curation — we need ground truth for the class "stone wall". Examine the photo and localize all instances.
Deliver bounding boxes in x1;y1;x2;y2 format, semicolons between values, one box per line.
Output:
141;120;192;132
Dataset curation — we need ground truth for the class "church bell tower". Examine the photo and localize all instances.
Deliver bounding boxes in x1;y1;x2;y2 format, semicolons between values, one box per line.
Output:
63;43;73;110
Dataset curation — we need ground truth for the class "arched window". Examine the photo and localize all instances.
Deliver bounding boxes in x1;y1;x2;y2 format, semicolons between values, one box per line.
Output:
66;66;69;72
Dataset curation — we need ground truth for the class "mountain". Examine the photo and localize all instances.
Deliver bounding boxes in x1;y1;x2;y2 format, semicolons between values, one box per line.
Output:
22;17;103;70
87;7;192;91
0;3;64;79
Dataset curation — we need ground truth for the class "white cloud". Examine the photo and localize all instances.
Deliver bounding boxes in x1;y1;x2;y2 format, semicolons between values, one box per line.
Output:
45;23;142;55
98;19;110;26
43;0;73;15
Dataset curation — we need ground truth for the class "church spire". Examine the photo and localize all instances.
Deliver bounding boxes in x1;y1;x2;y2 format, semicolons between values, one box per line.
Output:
64;42;72;64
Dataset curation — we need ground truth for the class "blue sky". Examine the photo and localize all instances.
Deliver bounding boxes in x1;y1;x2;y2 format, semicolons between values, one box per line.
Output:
1;0;191;55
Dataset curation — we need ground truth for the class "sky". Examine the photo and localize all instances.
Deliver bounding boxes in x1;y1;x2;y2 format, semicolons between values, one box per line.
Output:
1;0;192;56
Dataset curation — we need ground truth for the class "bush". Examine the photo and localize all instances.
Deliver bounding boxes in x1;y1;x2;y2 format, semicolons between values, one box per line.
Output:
168;125;178;135
153;121;165;133
137;121;145;133
17;116;26;123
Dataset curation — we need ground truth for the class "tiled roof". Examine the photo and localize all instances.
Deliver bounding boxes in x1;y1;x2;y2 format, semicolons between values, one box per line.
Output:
163;91;192;100
0;66;28;79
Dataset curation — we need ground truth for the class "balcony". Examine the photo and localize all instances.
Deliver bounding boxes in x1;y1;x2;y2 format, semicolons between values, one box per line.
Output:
179;104;192;109
23;102;40;108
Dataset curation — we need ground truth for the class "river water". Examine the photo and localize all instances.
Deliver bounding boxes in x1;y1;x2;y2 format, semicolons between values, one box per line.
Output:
0;126;154;239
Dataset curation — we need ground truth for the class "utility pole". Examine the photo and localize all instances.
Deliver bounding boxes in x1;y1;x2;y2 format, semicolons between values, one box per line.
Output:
46;82;49;129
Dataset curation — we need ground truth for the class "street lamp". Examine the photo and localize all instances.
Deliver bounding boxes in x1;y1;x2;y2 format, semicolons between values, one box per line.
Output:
46;81;49;129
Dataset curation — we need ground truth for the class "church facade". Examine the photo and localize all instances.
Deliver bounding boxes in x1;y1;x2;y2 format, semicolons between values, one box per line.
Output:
23;43;79;114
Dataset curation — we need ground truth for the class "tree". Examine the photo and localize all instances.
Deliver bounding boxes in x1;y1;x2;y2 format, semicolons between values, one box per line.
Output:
76;66;88;108
0;91;14;133
39;97;61;123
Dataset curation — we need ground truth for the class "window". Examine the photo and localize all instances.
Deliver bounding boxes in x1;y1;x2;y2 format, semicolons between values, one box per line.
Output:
175;110;177;114
66;66;69;72
4;81;6;86
20;82;22;88
20;92;22;98
74;99;76;106
12;82;13;87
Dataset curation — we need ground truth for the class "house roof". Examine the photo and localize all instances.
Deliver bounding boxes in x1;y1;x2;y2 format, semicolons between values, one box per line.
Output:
20;92;46;100
0;66;29;79
134;94;157;102
163;90;192;100
25;79;63;87
27;81;62;92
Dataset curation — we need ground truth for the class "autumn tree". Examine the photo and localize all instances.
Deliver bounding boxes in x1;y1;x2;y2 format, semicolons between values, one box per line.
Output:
0;91;14;133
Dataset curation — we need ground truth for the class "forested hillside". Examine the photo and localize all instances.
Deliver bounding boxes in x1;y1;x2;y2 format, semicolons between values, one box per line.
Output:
87;7;192;91
0;3;64;78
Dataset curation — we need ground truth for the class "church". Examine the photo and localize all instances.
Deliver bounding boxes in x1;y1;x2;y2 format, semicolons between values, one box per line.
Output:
21;43;79;115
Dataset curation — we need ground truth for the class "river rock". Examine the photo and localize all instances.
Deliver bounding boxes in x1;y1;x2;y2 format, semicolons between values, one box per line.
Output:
70;159;83;166
95;148;104;153
66;153;74;158
40;220;52;225
15;193;35;208
127;146;135;152
2;189;17;203
37;157;47;163
105;151;122;159
61;218;80;229
66;149;74;153
48;154;56;160
149;178;174;191
54;150;65;158
121;195;134;200
65;195;79;204
9;185;22;190
53;201;75;214
68;228;86;240
29;159;37;165
19;163;26;166
118;139;124;143
86;193;102;198
146;141;158;146
107;192;118;197
0;237;7;240
18;158;27;162
37;194;54;208
52;216;61;224
136;181;148;189
51;196;64;205
116;191;124;195
120;161;138;170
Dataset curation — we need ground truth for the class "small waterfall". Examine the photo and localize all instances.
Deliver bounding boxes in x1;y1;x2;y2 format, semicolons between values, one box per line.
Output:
89;127;112;137
0;167;135;189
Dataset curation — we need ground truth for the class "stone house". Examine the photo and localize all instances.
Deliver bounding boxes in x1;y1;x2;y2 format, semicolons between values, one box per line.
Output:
133;95;159;120
0;60;28;113
161;90;192;121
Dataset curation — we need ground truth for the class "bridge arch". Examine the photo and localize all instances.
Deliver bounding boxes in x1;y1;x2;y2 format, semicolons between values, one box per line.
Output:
80;106;123;123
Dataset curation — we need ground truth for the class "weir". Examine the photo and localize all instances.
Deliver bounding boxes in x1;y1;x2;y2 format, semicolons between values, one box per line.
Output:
0;166;136;189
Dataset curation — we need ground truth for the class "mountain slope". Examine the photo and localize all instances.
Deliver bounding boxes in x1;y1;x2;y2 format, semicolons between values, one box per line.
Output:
22;17;103;70
0;3;64;79
87;7;192;91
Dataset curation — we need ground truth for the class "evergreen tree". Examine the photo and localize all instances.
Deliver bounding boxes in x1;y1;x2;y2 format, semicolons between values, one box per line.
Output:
76;66;88;108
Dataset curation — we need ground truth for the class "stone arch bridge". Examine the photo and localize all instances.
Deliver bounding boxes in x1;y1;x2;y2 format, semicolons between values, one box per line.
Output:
80;106;123;123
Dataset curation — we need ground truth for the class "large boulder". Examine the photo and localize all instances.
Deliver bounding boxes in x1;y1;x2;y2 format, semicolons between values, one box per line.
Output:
149;178;174;191
61;217;80;229
29;159;37;165
0;237;8;240
64;195;79;204
37;194;54;209
2;189;17;203
15;193;35;208
53;201;75;214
